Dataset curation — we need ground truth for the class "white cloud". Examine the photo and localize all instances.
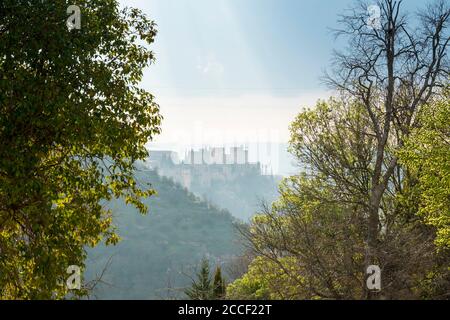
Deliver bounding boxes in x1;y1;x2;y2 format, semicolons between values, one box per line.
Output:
197;54;224;76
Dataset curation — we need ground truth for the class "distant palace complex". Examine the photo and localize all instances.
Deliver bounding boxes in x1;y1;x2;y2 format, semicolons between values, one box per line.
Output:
144;146;268;189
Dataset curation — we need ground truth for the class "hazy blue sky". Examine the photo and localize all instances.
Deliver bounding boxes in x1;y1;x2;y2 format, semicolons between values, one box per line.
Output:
118;0;428;149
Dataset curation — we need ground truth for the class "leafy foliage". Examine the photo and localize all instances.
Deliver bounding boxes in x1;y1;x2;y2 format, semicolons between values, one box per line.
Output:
231;98;449;299
227;256;303;300
230;0;450;300
0;0;161;298
399;90;450;250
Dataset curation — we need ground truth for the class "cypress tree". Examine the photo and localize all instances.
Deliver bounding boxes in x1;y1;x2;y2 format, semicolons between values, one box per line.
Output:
212;266;226;299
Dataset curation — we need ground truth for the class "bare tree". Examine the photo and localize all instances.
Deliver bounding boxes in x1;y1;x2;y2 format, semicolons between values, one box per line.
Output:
324;0;449;297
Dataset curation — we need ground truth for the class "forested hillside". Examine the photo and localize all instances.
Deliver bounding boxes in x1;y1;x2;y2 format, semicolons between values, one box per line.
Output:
190;172;281;221
85;170;243;299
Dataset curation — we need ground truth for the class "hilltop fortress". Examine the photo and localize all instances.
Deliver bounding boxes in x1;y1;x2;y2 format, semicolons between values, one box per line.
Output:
145;146;270;189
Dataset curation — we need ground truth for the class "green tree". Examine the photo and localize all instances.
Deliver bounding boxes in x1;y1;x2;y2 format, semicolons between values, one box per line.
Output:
212;266;226;299
227;256;301;300
325;0;449;283
0;0;161;299
185;258;213;300
231;0;450;300
399;89;450;250
234;98;449;299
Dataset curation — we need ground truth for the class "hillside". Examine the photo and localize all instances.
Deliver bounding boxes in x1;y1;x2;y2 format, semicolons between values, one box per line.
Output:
85;170;243;299
190;172;281;221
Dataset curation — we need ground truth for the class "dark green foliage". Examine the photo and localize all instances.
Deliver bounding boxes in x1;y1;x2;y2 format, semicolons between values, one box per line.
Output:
184;259;227;300
0;0;160;298
212;266;226;299
184;259;213;300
